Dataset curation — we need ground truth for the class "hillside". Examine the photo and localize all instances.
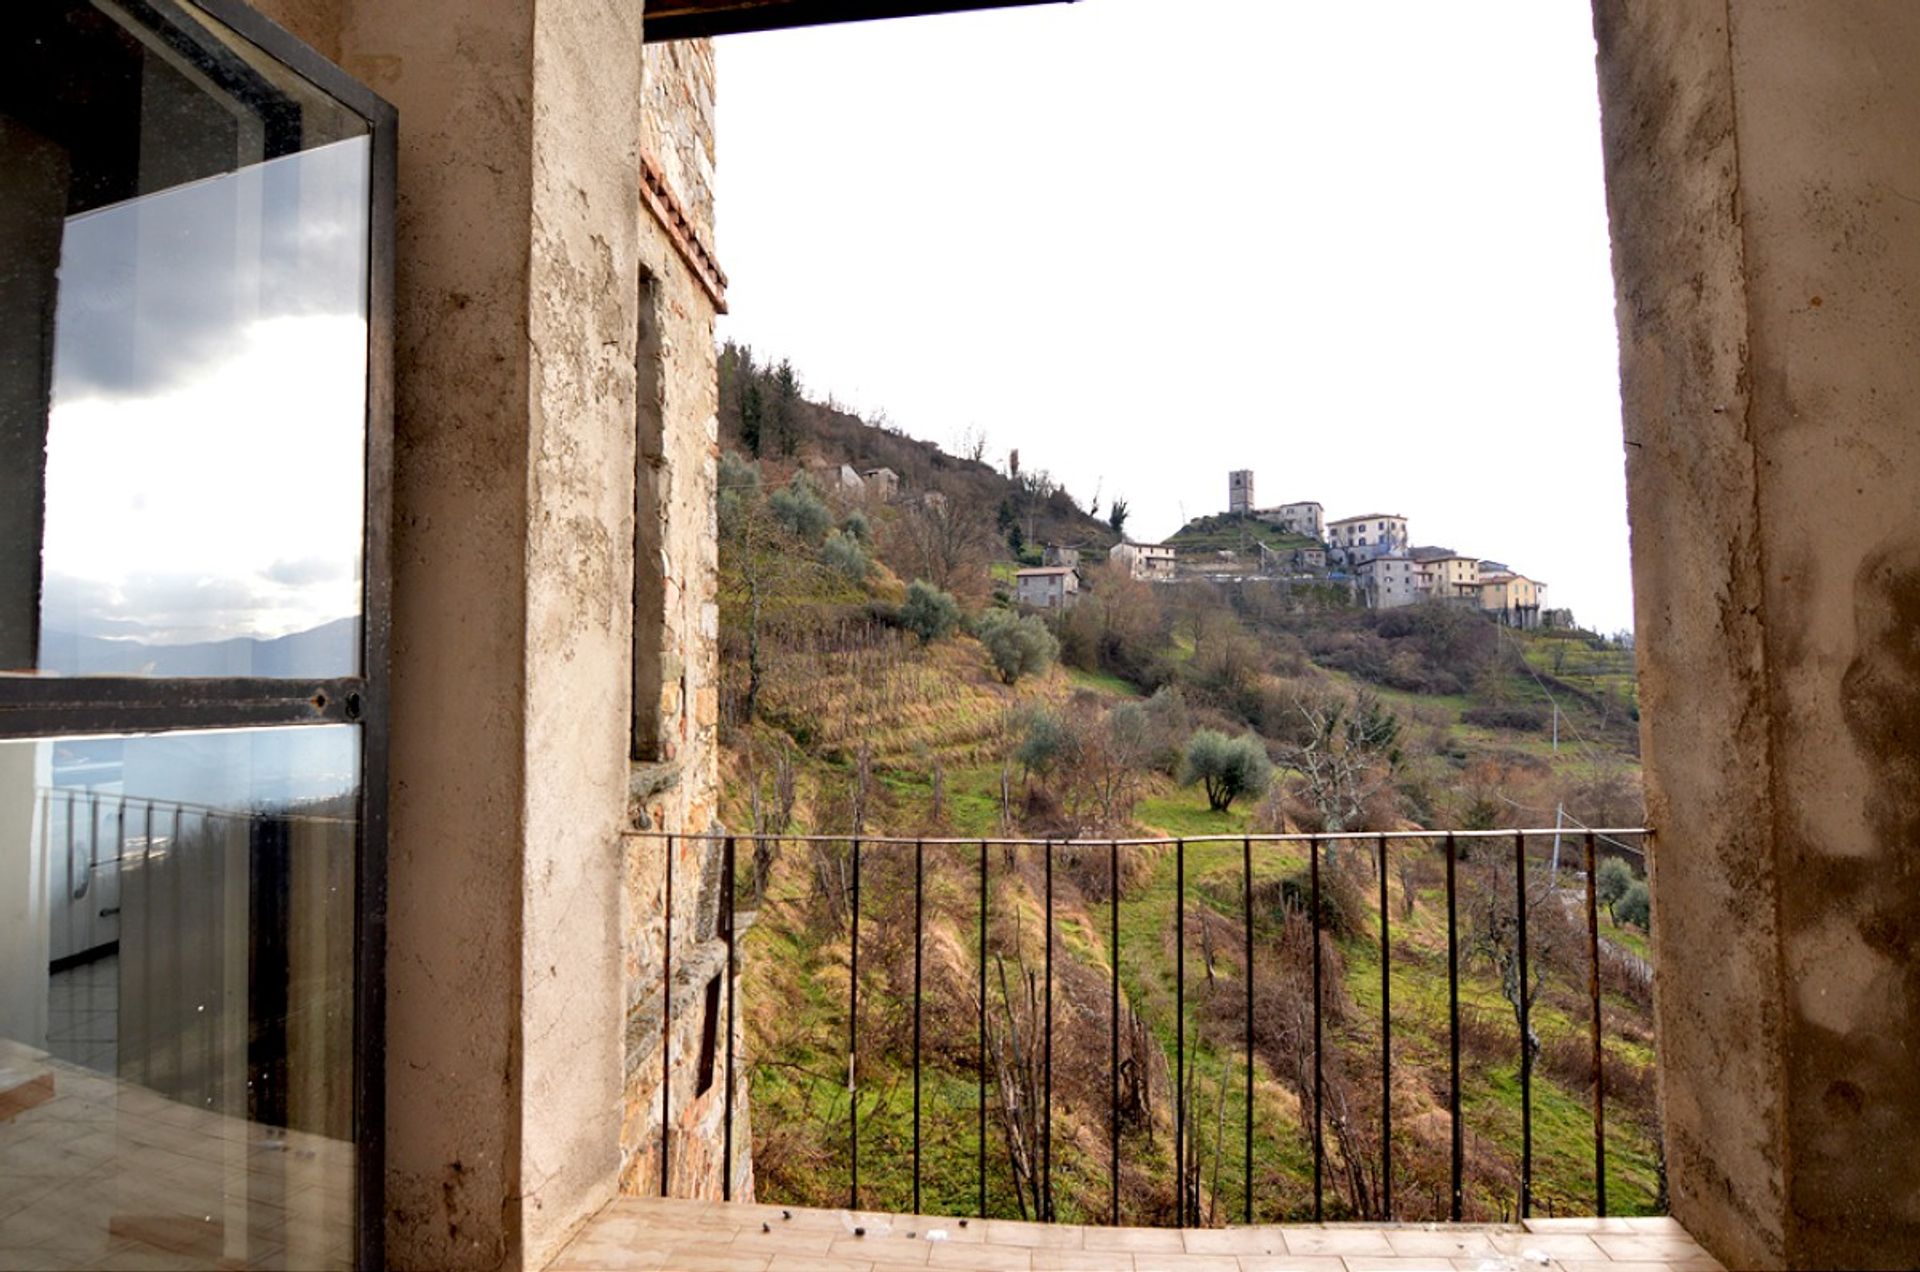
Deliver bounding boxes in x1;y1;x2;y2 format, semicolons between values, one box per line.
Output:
712;417;1654;1228
1166;512;1320;557
719;342;1121;560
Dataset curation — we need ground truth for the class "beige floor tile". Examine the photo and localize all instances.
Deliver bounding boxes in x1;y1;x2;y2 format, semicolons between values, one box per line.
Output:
1520;1217;1638;1234
774;1256;880;1272
1590;1234;1716;1263
831;1235;933;1265
1619;1217;1690;1235
1488;1231;1605;1260
924;1241;1036;1270
1130;1256;1241;1272
1181;1229;1288;1256
1559;1263;1709;1272
547;1239;676;1270
1382;1229;1501;1259
1082;1228;1186;1254
0;1248;80;1272
1233;1256;1346;1271
655;1243;773;1272
1276;1229;1396;1258
1030;1252;1136;1271
1338;1258;1460;1272
980;1220;1084;1249
728;1226;837;1255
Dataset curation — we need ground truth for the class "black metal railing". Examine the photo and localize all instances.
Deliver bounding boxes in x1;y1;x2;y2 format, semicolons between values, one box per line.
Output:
648;826;1653;1226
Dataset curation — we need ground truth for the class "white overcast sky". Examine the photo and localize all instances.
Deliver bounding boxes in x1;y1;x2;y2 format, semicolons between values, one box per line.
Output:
714;0;1635;633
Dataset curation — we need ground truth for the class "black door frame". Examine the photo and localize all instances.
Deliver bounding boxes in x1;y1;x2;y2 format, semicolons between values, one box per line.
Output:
0;2;395;1264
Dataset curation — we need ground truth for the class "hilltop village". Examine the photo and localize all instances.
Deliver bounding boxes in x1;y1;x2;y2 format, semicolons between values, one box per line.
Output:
1017;468;1554;628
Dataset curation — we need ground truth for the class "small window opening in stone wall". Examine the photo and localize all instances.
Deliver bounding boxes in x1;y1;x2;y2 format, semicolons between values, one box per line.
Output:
694;972;722;1096
632;269;668;762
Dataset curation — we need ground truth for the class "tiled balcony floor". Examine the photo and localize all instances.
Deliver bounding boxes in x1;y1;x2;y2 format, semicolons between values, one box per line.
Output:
549;1198;1725;1272
0;1039;352;1271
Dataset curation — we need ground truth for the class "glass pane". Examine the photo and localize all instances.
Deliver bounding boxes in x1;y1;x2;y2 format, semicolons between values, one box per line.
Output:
0;725;359;1269
2;1;371;678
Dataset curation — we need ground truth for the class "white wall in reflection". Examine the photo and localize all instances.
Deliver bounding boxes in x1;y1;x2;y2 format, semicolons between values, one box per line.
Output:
39;136;370;676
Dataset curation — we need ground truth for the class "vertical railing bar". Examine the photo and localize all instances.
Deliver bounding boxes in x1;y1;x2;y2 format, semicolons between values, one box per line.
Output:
1175;836;1186;1227
87;791;99;900
1586;830;1607;1216
978;839;988;1219
850;835;861;1210
1516;828;1532;1219
1446;831;1462;1222
1110;838;1121;1227
913;838;924;1215
660;833;673;1197
188;807;209;1114
1042;839;1054;1221
141;799;155;1090
722;835;737;1201
1379;831;1392;1221
1243;834;1254;1225
1310;834;1323;1223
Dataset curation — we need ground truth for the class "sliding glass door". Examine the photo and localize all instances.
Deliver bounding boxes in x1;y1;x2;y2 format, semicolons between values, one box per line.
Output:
0;3;391;1267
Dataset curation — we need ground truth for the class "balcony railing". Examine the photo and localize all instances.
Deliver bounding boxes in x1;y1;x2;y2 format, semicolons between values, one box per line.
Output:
645;828;1654;1228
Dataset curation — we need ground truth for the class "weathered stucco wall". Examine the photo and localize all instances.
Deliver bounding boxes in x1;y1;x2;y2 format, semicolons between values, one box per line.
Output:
240;1;726;1266
620;30;738;1209
1596;1;1920;1266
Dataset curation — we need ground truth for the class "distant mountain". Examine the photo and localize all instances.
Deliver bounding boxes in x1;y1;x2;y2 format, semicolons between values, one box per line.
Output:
39;615;359;678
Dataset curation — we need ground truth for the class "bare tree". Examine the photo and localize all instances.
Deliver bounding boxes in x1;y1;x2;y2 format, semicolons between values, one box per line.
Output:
1465;848;1558;1061
900;485;996;600
991;951;1051;1221
1276;692;1404;842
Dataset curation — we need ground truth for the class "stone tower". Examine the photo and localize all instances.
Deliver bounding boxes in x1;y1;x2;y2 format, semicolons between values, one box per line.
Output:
1228;469;1254;515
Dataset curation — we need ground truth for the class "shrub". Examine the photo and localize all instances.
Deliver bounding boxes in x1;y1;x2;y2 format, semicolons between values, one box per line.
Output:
900;579;961;644
1461;703;1549;732
770;474;831;542
1179;728;1274;812
1595;857;1636;919
1014;706;1067;778
840;510;872;544
977;609;1059;685
821;529;870;581
1614;880;1651;929
718;450;761;524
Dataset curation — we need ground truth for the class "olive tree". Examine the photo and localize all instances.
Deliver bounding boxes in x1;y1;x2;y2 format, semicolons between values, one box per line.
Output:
977;609;1059;685
1179;728;1273;812
901;579;961;644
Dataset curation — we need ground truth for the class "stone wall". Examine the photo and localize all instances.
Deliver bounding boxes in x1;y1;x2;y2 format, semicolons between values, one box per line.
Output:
619;28;741;1210
223;2;729;1265
1595;2;1920;1266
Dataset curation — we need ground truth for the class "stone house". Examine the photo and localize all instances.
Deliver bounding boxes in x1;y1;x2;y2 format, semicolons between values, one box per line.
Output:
1325;512;1408;564
1040;543;1081;569
1359;555;1426;609
1421;553;1482;601
1478;571;1546;628
1109;541;1176;582
861;466;899;501
1014;565;1079;610
1254;499;1324;538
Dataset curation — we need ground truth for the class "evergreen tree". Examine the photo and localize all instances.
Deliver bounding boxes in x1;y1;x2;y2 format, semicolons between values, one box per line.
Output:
771;359;801;457
740;375;765;457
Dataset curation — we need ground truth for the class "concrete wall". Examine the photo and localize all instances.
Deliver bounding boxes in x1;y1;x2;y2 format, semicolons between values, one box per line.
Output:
240;1;723;1266
1595;2;1920;1266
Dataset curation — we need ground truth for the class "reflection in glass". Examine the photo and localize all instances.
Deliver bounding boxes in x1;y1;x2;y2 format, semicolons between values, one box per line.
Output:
2;0;372;678
0;725;359;1269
